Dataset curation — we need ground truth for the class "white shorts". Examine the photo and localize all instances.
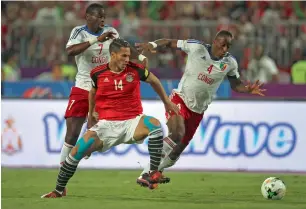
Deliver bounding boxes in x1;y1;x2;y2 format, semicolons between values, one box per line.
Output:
89;114;144;152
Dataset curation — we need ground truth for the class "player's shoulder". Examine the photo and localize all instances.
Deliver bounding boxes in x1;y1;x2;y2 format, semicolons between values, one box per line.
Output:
127;61;145;70
103;24;113;29
69;25;86;38
90;64;109;77
223;52;238;66
103;24;118;32
186;39;205;45
187;39;206;48
71;25;86;32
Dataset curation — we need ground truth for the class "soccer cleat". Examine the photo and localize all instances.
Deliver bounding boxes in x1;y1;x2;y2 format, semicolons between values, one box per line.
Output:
136;171;164;189
160;174;170;184
41;190;63;198
137;172;170;188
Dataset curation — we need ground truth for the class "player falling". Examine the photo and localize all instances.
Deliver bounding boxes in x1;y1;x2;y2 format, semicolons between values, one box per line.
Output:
60;3;118;176
135;30;266;186
41;38;179;198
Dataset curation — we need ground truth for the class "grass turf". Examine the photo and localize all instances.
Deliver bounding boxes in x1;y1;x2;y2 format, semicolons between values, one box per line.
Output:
2;168;306;209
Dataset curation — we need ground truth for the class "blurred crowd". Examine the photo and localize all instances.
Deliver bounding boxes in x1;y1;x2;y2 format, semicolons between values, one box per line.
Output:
1;1;306;84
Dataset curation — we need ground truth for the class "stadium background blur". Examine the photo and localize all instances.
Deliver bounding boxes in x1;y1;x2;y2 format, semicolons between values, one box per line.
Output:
1;1;306;99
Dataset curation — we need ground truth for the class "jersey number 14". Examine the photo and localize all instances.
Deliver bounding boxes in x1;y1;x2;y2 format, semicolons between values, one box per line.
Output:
114;79;123;90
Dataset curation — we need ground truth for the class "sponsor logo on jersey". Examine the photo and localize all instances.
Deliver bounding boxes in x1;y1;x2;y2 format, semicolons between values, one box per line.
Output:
103;77;109;82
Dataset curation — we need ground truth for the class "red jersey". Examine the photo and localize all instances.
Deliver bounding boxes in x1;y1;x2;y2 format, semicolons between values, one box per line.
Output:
90;61;150;120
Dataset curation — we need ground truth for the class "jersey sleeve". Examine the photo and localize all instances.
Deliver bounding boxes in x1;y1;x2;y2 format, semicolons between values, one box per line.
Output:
177;39;204;54
227;56;240;79
66;27;84;48
132;62;150;81
110;27;120;38
90;71;98;89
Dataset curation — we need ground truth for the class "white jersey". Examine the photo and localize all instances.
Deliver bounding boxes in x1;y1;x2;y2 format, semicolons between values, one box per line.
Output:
174;39;240;114
66;25;119;91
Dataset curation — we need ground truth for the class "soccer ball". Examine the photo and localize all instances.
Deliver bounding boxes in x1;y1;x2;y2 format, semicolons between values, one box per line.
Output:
261;177;286;200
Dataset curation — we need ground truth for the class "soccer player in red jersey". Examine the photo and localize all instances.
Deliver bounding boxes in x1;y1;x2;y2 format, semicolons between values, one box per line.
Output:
41;38;179;198
60;3;119;169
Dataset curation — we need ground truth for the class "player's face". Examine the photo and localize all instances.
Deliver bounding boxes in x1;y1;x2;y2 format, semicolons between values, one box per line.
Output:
213;36;232;58
86;8;105;29
113;47;131;70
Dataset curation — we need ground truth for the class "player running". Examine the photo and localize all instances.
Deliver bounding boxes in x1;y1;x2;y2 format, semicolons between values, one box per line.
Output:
41;38;180;198
60;3;119;168
135;30;266;186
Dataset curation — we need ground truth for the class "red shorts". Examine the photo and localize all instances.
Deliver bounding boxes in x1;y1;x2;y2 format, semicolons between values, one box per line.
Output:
64;87;89;119
165;93;204;145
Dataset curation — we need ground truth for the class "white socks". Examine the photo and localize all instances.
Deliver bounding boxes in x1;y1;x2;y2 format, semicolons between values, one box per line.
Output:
59;142;74;165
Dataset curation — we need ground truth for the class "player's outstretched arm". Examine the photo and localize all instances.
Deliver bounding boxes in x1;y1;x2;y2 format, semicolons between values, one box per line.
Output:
135;39;179;54
66;31;117;56
145;73;179;114
228;76;267;96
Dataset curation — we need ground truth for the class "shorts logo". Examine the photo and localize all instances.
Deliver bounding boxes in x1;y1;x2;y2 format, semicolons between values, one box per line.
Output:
126;73;134;82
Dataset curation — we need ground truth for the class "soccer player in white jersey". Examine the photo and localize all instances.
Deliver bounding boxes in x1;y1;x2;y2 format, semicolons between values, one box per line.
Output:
59;3;118;188
135;30;266;186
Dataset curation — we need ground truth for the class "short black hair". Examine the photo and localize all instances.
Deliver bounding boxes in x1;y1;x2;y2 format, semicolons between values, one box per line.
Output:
86;3;104;14
214;30;233;39
109;38;131;54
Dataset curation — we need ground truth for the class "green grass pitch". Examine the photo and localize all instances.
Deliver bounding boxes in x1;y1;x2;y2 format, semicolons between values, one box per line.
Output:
2;168;306;209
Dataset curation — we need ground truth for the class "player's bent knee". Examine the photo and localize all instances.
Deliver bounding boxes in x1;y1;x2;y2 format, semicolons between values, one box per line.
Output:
149;117;161;127
84;130;98;140
72;132;97;160
143;116;161;132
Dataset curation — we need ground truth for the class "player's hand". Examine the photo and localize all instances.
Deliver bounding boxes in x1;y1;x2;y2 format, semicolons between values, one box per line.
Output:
97;31;117;42
135;43;157;54
164;100;180;115
87;113;98;129
245;80;267;96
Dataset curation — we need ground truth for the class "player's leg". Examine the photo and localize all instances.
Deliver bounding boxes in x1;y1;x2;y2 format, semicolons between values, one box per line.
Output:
159;111;203;171
59;87;89;165
41;130;102;198
133;115;164;189
60;117;86;164
138;93;185;178
157;114;186;170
